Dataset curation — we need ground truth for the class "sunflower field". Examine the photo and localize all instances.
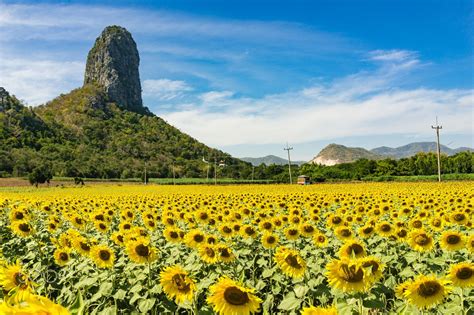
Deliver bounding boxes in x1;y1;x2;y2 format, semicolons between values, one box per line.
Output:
0;183;472;315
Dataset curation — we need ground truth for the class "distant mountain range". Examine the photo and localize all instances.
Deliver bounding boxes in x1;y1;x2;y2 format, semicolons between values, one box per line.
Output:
371;142;472;158
311;142;473;166
240;155;306;166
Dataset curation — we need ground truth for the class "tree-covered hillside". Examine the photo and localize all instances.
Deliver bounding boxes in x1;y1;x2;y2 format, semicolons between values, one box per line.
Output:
0;86;251;179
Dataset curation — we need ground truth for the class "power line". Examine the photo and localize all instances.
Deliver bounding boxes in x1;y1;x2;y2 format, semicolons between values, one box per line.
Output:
431;117;442;182
283;143;293;184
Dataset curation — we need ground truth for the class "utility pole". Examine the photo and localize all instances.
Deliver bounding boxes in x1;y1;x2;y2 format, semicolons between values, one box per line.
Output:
284;143;293;184
144;161;147;185
172;162;176;185
214;158;217;185
431;117;442;182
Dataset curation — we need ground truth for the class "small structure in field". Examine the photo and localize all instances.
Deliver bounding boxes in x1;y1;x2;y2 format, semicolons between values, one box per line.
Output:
297;175;310;185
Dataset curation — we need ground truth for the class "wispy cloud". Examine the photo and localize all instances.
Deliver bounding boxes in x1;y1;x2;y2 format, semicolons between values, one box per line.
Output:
368;49;418;62
142;79;192;101
162;61;473;146
0;57;84;105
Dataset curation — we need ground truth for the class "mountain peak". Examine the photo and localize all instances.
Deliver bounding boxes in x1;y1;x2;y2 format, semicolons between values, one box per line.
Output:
84;25;145;114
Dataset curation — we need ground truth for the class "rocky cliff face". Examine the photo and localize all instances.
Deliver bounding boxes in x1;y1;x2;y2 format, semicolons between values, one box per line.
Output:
84;25;145;113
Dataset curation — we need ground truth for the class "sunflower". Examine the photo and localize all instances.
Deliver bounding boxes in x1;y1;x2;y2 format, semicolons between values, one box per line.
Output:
468;234;474;253
90;244;115;268
241;225;257;239
160;265;196;305
0;294;69;314
126;238;158;264
274;247;306;279
300;223;316;237
326;258;370;293
259;220;273;232
53;248;71;267
338;240;366;259
327;214;344;228
217;244;235;263
450;211;468;225
219;224;234;238
0;260;33;302
185;229;206;248
72;236;93;257
408;230;434;252
447;262;474;288
300;305;338;315
360;256;384;282
439;231;465;251
358;225;375;238
111;231;125;246
313;233;329;247
10;221;34;238
395;281;412;299
207;277;262;315
404;275;452;309
163;227;183;243
284;227;300;241
376;221;394;237
334;226;353;240
198;245;219;264
261;233;279;249
429;217;444;231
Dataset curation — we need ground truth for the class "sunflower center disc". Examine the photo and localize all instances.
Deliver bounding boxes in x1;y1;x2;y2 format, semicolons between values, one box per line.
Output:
267;236;275;244
417;281;441;297
454;214;465;221
59;252;69;261
81;242;91;251
341;229;351;237
99;250;111;261
348;244;364;255
172;274;190;292
170;231;179;239
205;247;215;258
362;261;379;272
456;267;473;280
414;234;430;245
14;272;27;288
19;223;31;232
381;224;391;232
285;254;302;269
194;234;204;242
135;244;150;257
446;235;460;244
224;286;249;305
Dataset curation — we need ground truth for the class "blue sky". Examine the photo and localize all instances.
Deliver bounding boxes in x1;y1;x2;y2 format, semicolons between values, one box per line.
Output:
0;0;472;160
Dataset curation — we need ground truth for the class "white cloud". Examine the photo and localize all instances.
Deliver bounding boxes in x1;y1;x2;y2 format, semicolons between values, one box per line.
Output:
142;79;192;101
199;91;234;103
163;65;473;147
368;49;418;62
0;57;84;105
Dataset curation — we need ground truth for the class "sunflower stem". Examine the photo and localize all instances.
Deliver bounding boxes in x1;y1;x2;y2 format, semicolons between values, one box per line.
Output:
358;295;364;315
459;288;465;315
147;260;152;296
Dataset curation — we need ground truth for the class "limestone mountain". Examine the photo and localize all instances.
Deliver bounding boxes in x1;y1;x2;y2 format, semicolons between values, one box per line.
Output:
310;144;383;166
0;26;250;179
84;26;146;114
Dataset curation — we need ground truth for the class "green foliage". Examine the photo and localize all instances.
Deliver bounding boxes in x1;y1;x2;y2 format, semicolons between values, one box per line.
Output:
0;86;253;179
300;152;474;182
28;165;53;187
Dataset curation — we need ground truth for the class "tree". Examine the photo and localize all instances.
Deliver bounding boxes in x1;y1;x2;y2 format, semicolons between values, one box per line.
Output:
28;165;53;187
